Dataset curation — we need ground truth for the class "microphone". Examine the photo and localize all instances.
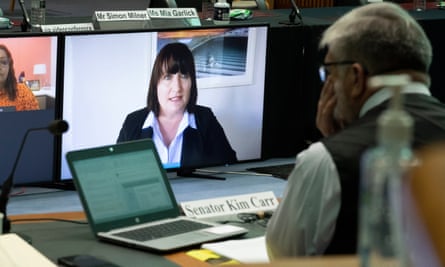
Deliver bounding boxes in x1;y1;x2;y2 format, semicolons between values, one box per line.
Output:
0;120;69;234
47;120;69;135
18;0;32;32
279;0;303;25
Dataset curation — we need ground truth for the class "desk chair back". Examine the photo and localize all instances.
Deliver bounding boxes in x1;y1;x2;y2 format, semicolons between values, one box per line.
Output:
410;143;445;266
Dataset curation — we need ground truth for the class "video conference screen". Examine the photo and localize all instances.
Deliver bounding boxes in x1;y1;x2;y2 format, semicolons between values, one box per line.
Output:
59;24;268;180
0;34;59;186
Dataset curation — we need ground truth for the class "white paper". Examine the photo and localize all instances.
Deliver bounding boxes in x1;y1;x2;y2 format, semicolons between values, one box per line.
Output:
202;236;269;263
204;225;246;234
0;233;57;267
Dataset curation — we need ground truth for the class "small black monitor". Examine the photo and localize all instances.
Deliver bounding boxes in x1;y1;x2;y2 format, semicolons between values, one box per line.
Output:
0;33;60;186
175;0;204;11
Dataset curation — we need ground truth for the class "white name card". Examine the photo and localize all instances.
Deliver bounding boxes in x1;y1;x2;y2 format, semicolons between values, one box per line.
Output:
93;10;151;30
94;10;150;21
41;23;95;32
147;8;199;19
147;8;201;27
181;191;278;219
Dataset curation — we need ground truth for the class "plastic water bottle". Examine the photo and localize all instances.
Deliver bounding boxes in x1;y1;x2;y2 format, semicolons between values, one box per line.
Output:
358;74;413;267
31;0;46;28
213;0;230;25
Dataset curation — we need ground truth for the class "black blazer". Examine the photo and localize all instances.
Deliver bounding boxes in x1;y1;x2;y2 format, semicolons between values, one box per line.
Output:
117;105;237;168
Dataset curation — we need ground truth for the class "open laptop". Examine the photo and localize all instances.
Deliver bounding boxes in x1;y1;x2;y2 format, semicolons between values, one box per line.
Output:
66;139;248;252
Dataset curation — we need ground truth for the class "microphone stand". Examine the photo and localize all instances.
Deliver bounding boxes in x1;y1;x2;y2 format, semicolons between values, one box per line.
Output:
0;127;45;233
176;168;226;180
18;0;32;32
279;0;303;25
0;120;69;234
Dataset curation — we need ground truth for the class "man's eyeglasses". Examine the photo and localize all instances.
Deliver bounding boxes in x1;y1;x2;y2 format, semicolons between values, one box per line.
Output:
318;61;356;82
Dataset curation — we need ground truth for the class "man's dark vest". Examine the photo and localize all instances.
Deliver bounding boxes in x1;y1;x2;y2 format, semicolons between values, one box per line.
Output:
321;93;445;254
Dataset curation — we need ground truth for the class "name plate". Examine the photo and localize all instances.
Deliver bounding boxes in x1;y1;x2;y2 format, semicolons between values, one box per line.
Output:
181;191;278;219
147;8;198;18
147;8;201;28
41;23;95;32
94;10;150;21
93;10;151;30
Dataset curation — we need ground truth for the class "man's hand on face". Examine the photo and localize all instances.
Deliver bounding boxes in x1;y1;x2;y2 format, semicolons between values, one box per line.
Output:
316;78;343;137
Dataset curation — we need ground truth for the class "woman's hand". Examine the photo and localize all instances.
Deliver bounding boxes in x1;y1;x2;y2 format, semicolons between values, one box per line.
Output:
316;78;342;137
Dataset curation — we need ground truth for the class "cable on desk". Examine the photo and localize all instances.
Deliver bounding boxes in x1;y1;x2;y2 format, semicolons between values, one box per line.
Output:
194;168;274;177
10;187;26;196
217;212;273;227
11;217;88;225
237;212;261;223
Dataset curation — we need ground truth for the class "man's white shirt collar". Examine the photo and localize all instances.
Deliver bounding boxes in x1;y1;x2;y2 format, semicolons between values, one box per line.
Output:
360;82;430;118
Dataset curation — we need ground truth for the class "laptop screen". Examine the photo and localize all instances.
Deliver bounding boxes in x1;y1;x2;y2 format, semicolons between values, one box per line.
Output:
67;140;181;233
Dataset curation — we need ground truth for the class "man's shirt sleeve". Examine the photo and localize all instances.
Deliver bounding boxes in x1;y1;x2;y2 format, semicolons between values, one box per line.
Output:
265;141;341;258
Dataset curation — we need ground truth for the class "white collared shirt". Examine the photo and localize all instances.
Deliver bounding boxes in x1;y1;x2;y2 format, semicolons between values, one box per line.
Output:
142;111;197;167
360;82;431;117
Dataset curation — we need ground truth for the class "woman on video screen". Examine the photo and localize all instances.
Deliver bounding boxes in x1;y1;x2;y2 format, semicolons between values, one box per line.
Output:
117;42;237;168
0;44;39;111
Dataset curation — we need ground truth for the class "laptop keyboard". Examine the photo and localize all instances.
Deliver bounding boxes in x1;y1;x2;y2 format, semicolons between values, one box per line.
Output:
113;219;212;241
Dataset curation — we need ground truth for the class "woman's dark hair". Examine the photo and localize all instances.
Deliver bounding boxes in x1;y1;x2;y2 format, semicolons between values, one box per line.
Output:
146;42;198;116
0;44;17;100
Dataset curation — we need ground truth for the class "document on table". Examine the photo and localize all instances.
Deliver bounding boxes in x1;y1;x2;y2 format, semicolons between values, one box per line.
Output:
0;233;57;267
201;236;269;263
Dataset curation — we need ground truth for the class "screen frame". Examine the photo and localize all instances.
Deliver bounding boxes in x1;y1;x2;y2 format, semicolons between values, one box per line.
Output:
0;31;63;187
55;23;270;182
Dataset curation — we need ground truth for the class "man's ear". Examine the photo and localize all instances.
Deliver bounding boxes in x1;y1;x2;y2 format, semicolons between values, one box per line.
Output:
350;63;367;99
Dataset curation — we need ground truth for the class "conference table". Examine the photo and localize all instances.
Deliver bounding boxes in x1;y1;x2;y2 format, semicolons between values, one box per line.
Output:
10;211;359;267
7;159;289;267
10;211;206;267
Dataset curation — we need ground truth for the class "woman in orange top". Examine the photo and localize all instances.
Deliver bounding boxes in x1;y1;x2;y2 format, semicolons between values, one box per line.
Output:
0;44;39;111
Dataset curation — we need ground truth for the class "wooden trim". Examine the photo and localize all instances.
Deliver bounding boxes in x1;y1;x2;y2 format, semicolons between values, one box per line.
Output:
9;211;86;223
233;256;358;266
